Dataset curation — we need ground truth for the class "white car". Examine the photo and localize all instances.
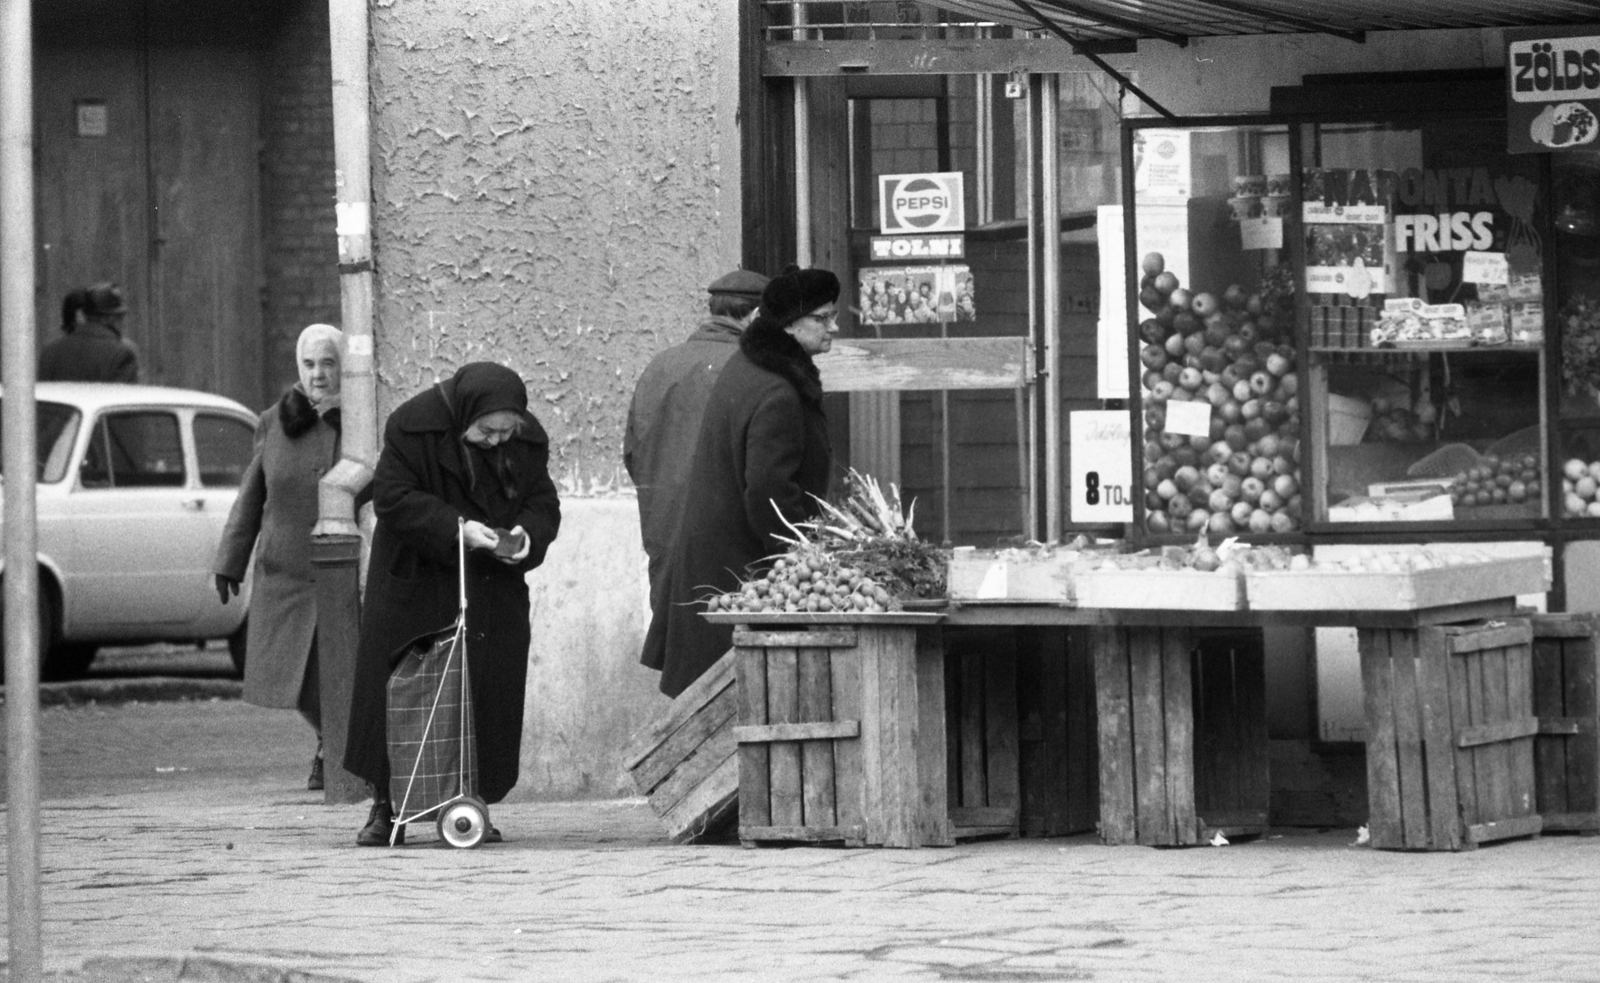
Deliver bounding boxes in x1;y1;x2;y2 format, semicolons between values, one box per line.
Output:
1;383;256;679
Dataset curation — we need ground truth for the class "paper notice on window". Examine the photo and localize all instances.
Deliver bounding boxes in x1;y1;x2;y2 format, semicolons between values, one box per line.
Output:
1164;399;1212;439
1240;217;1283;251
1463;250;1509;286
1097;203;1191;400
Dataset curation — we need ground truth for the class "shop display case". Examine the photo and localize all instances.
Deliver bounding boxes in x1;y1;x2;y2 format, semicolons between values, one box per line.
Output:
1121;110;1593;544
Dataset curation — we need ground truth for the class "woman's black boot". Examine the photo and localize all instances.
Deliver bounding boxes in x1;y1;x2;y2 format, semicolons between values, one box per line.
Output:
357;796;403;846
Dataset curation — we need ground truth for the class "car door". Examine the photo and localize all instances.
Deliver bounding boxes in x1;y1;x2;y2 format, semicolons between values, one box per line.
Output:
68;408;210;630
184;409;258;636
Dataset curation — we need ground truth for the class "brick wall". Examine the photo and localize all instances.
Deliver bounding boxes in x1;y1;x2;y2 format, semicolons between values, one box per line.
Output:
257;0;340;409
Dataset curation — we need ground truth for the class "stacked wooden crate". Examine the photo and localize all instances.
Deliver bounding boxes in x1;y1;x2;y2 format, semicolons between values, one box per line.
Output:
622;652;739;843
1530;613;1600;834
1015;626;1099;837
943;627;1020;839
731;617;952;848
1360;619;1542;851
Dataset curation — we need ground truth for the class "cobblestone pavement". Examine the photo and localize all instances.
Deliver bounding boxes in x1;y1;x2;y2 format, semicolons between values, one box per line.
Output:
3;704;1600;982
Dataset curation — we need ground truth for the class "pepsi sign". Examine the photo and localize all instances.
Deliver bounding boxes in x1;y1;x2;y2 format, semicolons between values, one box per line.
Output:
878;172;966;234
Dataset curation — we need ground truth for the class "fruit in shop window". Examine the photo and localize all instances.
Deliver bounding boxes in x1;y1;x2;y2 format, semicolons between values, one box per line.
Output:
1450;453;1542;509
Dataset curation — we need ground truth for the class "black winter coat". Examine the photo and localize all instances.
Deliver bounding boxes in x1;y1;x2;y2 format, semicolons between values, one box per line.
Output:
342;386;561;804
641;317;832;697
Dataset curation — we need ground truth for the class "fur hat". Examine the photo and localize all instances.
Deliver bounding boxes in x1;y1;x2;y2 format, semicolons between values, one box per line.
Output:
759;265;840;329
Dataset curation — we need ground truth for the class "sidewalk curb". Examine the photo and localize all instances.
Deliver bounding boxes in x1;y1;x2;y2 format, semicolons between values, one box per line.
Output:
5;955;362;982
1;677;243;708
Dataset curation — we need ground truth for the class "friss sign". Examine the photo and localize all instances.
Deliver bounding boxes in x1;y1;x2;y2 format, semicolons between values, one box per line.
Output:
1507;26;1600;153
879;172;966;234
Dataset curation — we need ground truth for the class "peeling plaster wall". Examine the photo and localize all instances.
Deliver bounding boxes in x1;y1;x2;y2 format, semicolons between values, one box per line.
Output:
366;0;741;800
369;0;740;492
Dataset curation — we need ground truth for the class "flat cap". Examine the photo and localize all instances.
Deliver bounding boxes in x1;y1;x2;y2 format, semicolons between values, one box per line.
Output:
85;282;128;316
707;269;770;300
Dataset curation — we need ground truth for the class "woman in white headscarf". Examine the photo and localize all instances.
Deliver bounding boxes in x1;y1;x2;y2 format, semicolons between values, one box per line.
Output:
213;323;352;791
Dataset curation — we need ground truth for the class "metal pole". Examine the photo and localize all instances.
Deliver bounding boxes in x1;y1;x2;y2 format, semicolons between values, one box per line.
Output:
318;0;378;537
314;0;380;805
1024;76;1041;543
2;0;45;975
1041;73;1062;543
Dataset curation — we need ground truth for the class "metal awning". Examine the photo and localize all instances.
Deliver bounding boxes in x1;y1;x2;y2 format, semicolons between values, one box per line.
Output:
923;0;1600;45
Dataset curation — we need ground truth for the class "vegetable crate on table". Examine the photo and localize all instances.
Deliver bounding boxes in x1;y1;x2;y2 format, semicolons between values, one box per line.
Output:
728;614;952;848
1093;626;1269;846
1530;613;1600;834
622;651;738;843
1360;619;1542;851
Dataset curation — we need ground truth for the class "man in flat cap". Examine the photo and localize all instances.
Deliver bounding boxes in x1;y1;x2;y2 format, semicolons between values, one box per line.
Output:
39;281;141;383
641;265;840;696
625;269;770;627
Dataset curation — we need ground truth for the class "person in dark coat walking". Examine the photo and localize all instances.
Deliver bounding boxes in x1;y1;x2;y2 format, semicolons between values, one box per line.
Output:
641;266;840;698
624;268;769;627
344;362;561;846
39;282;140;383
212;323;349;792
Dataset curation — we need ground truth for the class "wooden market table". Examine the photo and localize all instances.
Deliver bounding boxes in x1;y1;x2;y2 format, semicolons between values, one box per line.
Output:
708;582;1544;851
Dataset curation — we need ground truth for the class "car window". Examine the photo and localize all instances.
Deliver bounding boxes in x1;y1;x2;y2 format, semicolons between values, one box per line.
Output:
194;413;256;487
0;400;81;484
80;411;186;489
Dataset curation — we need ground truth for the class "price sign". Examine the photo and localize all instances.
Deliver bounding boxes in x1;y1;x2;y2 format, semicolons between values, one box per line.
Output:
1163;399;1212;438
1070;411;1134;524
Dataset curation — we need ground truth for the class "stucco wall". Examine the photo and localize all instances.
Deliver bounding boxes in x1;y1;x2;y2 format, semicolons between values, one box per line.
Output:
365;0;741;799
368;0;741;490
1113;28;1506;117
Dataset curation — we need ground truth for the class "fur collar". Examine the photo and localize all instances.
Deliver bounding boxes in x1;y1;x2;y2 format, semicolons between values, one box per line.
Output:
739;316;823;406
279;385;341;439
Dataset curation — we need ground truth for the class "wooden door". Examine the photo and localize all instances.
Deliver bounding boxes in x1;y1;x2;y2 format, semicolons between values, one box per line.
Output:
31;28;264;408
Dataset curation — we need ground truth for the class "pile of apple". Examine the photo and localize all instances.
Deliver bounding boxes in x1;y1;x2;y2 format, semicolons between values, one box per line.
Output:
1561;457;1600;517
1449;453;1541;509
1137;252;1303;537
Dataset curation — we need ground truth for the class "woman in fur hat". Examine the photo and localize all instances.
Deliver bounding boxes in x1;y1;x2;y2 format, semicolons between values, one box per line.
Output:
641;265;840;697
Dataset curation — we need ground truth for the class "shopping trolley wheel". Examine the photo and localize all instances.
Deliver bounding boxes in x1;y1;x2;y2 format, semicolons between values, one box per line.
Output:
437;797;490;849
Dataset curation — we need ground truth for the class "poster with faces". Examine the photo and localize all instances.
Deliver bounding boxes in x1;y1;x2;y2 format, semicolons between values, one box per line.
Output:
858;265;973;327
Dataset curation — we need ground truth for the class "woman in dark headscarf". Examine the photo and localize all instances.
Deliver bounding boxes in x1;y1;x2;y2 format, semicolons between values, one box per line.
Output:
344;362;561;845
640;265;839;697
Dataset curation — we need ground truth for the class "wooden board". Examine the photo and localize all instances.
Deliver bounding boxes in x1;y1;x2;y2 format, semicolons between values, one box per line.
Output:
814;336;1031;392
705;612;946;626
1074;569;1243;611
1244;556;1549;611
625;650;741;843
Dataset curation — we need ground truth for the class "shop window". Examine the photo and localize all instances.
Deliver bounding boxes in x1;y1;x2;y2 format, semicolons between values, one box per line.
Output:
1300;117;1546;526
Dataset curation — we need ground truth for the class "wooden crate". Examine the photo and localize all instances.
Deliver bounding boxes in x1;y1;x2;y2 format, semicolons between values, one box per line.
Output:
1360;619;1542;851
1093;626;1269;846
947;549;1076;604
1074;568;1243;611
733;621;953;848
942;627;1021;838
1191;630;1270;841
1530;613;1600;834
1245;556;1548;611
1015;627;1099;837
622;650;739;843
1093;625;1200;846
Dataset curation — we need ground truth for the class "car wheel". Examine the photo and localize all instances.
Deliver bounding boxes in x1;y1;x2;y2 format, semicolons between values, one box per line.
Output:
43;642;98;682
0;585;57;684
227;617;247;679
